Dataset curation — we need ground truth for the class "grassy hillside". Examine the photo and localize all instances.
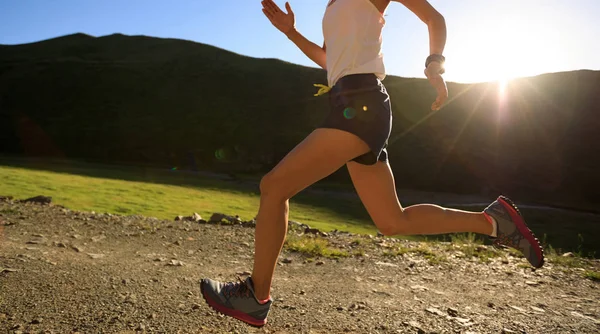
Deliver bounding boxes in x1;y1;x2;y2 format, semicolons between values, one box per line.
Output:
1;33;599;209
1;160;598;256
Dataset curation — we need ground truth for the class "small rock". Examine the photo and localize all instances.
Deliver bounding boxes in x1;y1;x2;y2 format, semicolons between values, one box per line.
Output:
562;252;575;257
502;329;517;334
31;318;43;324
22;195;52;204
209;213;227;223
175;215;184;221
403;321;425;334
525;280;539;286
0;268;18;273
87;253;105;259
192;303;201;310
447;307;459;317
174;240;182;246
282;258;292;264
509;305;526;313
530;306;545;313
167;259;184;266
336;306;347;311
300;290;306;295
316;261;325;266
304;227;321;235
426;307;445;316
72;245;84;253
487;302;495;308
91;235;106;242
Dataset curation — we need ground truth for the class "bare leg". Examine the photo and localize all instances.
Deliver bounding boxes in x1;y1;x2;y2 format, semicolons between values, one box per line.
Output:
346;160;493;236
251;128;371;300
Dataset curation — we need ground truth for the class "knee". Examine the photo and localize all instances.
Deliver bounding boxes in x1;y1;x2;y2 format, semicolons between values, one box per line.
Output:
377;225;396;237
375;212;410;237
259;172;289;200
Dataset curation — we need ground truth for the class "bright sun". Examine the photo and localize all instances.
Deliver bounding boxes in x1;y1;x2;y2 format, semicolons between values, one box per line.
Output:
442;6;564;85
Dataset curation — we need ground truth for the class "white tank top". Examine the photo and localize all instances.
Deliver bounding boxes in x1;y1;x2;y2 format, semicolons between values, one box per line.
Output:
323;0;387;87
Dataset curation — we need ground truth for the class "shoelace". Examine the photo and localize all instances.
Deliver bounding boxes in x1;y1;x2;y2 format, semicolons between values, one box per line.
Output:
222;277;251;298
313;83;331;97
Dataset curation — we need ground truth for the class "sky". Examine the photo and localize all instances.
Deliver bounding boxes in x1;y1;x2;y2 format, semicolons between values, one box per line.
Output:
1;0;599;83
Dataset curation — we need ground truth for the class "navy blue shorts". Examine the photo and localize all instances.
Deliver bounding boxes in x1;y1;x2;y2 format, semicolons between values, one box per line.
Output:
318;73;392;165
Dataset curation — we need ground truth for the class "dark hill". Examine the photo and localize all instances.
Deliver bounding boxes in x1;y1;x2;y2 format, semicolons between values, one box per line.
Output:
1;33;599;209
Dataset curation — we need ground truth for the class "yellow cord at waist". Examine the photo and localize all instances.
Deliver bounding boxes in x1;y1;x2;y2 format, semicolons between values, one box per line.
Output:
313;83;331;96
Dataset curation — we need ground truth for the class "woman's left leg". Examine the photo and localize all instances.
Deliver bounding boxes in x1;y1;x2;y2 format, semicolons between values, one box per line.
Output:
346;160;493;236
346;159;545;269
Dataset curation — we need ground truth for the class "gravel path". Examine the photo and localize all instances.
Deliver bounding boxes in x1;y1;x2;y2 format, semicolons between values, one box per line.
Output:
1;198;599;333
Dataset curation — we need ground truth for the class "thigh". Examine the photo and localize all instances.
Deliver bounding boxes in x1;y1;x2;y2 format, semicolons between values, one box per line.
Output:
346;160;404;224
263;128;371;199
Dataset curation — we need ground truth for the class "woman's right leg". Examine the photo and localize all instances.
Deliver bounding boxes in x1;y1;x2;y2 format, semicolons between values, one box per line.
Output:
251;128;371;300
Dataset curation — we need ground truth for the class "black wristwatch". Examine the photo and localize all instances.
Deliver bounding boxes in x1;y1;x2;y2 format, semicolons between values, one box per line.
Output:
425;54;445;74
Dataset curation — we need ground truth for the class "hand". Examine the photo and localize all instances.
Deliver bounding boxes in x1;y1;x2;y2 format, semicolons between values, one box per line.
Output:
261;0;296;36
424;62;448;111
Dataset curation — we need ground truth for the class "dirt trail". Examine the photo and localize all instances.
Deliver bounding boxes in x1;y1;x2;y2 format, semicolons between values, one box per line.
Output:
1;199;599;333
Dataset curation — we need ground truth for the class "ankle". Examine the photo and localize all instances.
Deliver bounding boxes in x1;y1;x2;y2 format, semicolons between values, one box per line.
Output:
483;212;498;237
249;276;271;301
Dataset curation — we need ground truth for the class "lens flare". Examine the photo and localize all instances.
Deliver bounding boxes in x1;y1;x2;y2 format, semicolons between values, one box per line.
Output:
171;167;178;171
363;105;368;111
215;148;226;160
343;107;356;119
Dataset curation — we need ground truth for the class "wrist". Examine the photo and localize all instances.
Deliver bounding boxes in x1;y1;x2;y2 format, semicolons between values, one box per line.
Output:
425;54;445;74
285;27;298;40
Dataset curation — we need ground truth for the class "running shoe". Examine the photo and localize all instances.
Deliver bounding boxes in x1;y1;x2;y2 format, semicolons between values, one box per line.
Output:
484;196;545;268
200;276;272;327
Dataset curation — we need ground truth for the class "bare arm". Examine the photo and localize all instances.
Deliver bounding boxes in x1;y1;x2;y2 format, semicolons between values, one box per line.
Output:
261;1;327;70
393;0;448;110
285;30;327;70
393;0;446;55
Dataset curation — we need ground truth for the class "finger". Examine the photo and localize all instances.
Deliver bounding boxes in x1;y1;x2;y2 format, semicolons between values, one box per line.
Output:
285;2;294;15
265;6;278;18
262;8;275;21
265;0;283;14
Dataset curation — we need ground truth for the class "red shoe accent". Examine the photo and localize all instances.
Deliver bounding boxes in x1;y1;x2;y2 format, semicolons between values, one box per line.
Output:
497;197;544;267
201;282;267;327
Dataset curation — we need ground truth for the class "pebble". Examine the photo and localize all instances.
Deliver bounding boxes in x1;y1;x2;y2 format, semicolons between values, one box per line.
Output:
447;307;459;317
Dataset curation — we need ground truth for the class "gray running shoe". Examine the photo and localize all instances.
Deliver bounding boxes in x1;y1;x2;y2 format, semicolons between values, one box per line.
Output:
484;196;544;268
200;276;272;327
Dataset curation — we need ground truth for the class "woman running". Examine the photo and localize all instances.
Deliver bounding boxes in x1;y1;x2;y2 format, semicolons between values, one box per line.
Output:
201;0;545;327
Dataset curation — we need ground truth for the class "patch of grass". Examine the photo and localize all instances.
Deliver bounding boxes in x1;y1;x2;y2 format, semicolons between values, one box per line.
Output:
0;208;20;215
544;244;589;268
458;244;502;263
584;271;600;282
383;243;446;265
284;234;349;259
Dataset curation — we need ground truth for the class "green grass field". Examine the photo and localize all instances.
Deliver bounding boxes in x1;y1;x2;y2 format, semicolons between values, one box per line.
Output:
1;159;598;257
0;161;378;235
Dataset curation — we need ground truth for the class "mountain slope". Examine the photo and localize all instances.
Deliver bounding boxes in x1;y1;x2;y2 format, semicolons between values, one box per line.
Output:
1;33;599;208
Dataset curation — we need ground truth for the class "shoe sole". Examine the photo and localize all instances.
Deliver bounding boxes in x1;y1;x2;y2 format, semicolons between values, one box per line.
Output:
200;280;267;327
498;196;545;268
